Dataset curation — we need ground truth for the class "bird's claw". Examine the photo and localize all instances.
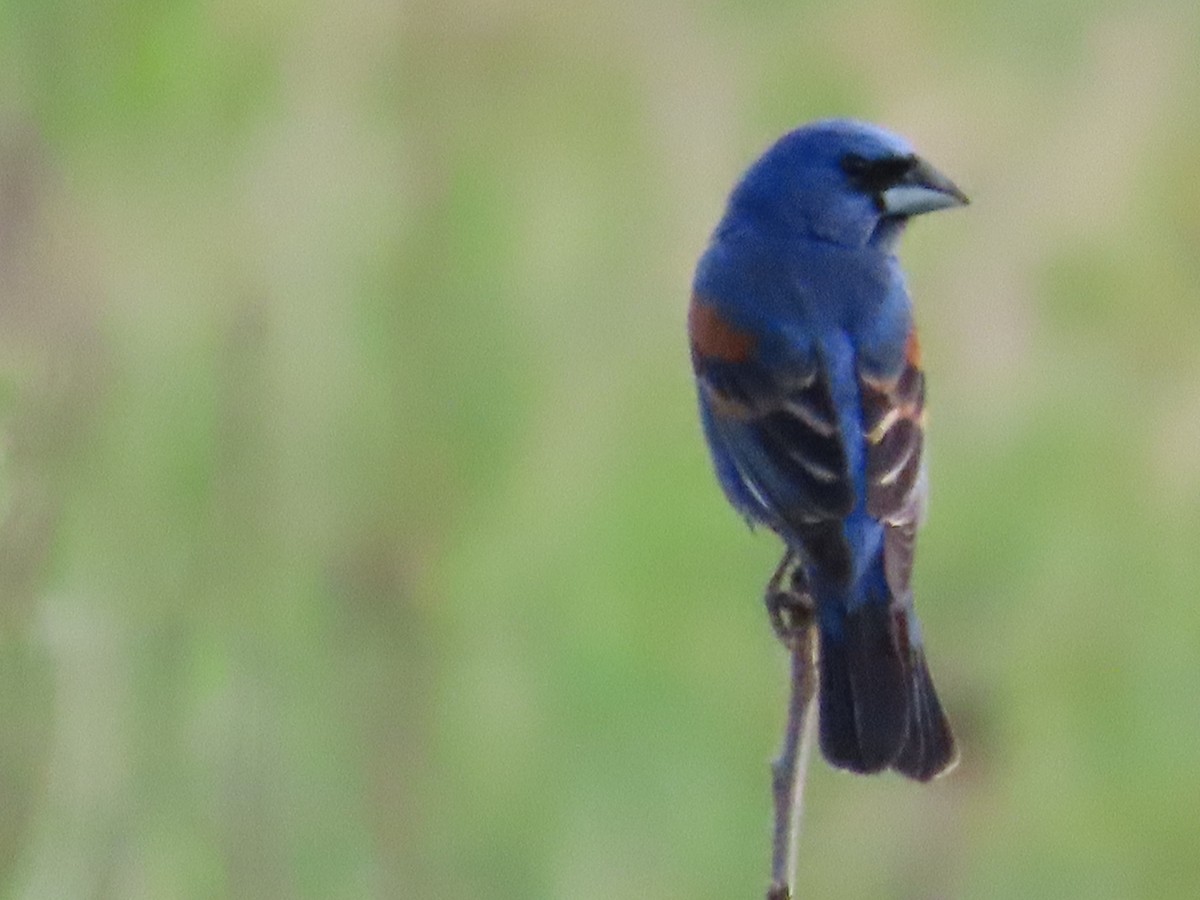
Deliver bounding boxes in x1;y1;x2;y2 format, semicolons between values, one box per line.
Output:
764;552;814;648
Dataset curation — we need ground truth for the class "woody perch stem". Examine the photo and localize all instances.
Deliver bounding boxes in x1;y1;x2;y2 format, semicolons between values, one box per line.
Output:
767;628;817;899
765;553;818;900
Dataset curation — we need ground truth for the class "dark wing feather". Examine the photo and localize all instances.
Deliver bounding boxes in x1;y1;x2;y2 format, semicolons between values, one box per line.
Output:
859;352;926;599
698;358;854;577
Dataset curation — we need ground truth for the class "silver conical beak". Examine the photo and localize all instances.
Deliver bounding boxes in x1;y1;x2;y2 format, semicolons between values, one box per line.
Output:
880;157;969;216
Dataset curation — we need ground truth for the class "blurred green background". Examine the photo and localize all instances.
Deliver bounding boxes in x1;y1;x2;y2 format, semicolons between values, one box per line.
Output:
1;0;1199;897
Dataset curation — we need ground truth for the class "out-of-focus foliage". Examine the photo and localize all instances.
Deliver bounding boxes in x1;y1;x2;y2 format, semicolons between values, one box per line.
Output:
1;1;1199;897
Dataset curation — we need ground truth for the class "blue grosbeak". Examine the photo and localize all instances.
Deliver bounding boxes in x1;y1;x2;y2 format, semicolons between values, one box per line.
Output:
689;120;967;780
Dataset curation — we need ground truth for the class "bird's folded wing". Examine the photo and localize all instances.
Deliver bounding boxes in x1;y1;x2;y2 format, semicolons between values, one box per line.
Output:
858;332;927;600
698;353;856;578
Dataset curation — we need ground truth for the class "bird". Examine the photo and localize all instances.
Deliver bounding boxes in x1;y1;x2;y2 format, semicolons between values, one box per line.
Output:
688;119;967;780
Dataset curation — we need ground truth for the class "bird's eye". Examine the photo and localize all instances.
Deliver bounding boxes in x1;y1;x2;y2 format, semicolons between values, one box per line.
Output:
840;154;870;177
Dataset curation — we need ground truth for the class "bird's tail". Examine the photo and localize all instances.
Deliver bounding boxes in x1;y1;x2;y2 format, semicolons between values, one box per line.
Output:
816;584;957;781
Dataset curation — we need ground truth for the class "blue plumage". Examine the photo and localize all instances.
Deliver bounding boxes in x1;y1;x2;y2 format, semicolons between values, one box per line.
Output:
689;120;967;780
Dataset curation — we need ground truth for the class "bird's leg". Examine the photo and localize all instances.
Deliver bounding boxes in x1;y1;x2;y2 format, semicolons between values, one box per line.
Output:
764;551;814;647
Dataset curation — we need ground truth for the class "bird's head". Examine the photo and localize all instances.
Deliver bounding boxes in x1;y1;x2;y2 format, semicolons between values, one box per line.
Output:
728;119;968;250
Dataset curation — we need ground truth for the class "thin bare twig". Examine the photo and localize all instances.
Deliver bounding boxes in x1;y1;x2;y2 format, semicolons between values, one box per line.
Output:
764;553;818;900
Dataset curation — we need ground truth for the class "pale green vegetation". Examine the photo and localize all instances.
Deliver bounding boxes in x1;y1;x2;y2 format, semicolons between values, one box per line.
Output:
1;1;1199;897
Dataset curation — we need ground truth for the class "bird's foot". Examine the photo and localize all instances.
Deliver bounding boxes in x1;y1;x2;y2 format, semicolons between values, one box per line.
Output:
764;552;814;648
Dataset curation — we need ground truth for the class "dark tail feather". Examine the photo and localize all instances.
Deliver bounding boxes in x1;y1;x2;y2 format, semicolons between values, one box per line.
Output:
817;614;868;772
892;650;958;781
818;603;909;773
817;605;956;780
